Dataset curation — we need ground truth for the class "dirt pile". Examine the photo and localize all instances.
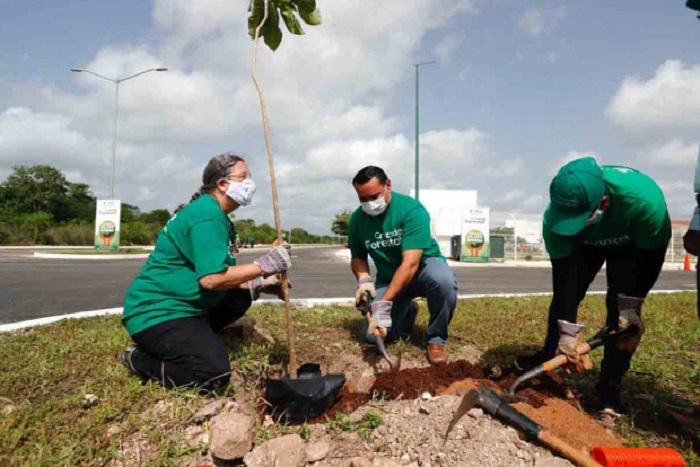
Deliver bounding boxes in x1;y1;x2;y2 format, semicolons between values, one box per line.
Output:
311;395;575;467
319;359;621;462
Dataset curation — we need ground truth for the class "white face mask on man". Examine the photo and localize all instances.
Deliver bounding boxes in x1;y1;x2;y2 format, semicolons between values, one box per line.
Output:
361;187;388;217
225;178;256;206
585;208;604;227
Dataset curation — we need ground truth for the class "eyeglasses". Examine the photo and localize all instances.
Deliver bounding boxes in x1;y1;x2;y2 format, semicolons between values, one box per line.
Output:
224;173;250;182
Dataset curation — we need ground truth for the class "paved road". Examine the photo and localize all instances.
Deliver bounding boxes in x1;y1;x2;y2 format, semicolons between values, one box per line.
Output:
0;246;695;324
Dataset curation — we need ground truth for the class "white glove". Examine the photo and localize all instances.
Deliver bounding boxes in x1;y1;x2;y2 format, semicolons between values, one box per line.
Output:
617;294;645;352
248;274;291;301
556;320;593;373
367;300;392;336
355;277;376;310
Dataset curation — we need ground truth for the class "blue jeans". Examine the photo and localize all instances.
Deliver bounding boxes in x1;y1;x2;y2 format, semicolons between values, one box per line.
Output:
362;257;458;346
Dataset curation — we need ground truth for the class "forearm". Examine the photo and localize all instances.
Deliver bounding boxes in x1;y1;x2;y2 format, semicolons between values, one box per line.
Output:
383;262;419;302
199;263;263;291
550;257;579;323
351;257;371;281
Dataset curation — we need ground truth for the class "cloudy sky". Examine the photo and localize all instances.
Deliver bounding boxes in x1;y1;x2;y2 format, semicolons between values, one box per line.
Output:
1;0;699;234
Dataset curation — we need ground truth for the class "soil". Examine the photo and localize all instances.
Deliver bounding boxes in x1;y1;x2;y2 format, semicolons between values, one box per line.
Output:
311;395;575;467
318;358;622;460
514;399;622;451
261;340;621;466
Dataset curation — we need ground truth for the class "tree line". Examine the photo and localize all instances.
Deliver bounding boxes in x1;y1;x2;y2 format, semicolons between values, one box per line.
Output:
0;165;345;246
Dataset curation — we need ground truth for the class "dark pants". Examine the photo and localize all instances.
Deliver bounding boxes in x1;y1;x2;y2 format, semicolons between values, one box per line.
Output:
543;245;666;386
363;257;458;346
129;289;252;391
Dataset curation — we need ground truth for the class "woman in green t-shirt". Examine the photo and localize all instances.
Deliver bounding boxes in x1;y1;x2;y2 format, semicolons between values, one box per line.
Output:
120;152;291;391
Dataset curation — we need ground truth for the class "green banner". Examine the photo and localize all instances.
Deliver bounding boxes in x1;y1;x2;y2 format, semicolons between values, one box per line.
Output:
460;207;490;263
94;200;121;251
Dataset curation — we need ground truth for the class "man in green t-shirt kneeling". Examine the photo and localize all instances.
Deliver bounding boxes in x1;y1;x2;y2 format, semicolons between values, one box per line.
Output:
348;166;458;365
516;157;671;415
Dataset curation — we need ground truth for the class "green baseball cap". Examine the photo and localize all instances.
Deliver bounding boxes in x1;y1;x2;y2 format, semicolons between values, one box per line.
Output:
545;157;606;236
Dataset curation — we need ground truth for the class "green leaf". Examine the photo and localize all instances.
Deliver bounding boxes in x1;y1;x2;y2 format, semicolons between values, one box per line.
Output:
280;3;305;35
247;0;264;39
298;7;321;25
263;24;283;50
262;2;283;49
292;0;316;11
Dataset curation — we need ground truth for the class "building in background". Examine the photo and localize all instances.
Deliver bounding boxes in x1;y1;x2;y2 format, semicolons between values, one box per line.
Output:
410;188;478;257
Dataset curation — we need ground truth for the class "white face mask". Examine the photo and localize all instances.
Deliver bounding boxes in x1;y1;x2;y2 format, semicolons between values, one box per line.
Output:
225;178;256;206
586;208;604;227
361;188;388;217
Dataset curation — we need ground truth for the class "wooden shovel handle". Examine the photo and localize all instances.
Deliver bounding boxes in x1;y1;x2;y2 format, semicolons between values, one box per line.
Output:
542;342;593;372
538;430;600;467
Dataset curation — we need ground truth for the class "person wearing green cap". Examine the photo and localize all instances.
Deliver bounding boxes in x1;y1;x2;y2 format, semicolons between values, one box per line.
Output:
516;156;671;415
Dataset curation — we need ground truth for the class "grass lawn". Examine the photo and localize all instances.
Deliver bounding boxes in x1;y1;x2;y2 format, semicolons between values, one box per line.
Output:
1;293;699;466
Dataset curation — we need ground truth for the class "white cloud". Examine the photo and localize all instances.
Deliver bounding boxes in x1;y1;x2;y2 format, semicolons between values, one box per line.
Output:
548;150;601;175
434;34;463;62
519;7;567;37
0;0;524;233
606;60;700;141
639;140;699;167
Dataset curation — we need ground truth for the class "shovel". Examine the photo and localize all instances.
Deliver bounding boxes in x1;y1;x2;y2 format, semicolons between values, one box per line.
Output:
357;291;401;371
503;325;639;403
252;2;344;424
446;387;601;467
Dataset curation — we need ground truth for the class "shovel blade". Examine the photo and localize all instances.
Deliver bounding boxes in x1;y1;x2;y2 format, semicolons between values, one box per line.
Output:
265;363;346;424
445;389;480;441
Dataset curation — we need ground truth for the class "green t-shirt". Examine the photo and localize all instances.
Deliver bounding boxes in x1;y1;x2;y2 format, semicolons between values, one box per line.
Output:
122;195;237;335
544;165;671;259
349;191;444;285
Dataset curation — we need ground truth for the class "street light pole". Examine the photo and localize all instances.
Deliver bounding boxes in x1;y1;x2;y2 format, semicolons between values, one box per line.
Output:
413;61;436;202
70;67;168;199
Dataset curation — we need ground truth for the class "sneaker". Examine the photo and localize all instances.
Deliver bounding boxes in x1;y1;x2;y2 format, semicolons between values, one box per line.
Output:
120;345;141;378
514;351;548;371
597;381;628;416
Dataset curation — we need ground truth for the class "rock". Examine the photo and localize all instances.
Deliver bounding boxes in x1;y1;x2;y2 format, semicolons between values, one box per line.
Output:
467;408;484;418
403;407;411;416
420;392;432;401
401;453;411;465
221;316;256;341
224;399;239;413
192;400;225;424
2;404;17;415
251;326;276;344
534;458;571;467
243;434;306;467
210;413;254;461
82;394;99;408
306;441;330;463
374;459;403;467
346;458;373;467
262;414;274;429
106;424;122;438
419;406;430;415
184;425;208;446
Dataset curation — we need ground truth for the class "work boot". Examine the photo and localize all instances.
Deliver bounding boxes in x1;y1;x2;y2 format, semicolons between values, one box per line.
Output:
427;344;448;365
514;350;548;371
597;381;628;416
